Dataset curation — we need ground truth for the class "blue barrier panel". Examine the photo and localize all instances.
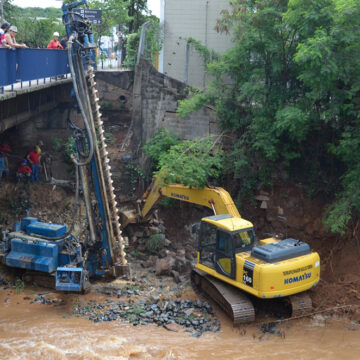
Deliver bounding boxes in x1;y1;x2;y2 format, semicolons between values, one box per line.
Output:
0;49;16;86
16;48;70;81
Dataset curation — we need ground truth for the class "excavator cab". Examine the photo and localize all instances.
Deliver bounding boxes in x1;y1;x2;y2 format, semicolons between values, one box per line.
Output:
198;215;257;280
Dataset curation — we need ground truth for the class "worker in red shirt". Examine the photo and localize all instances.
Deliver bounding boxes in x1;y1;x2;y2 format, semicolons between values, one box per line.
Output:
0;142;12;171
26;147;40;183
16;160;32;183
0;143;12;154
47;32;63;49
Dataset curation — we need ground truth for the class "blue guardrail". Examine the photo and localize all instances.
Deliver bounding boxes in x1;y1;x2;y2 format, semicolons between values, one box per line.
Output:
0;48;70;88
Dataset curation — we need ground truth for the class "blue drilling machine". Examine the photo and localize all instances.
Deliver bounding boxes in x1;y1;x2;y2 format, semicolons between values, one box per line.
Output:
0;1;128;292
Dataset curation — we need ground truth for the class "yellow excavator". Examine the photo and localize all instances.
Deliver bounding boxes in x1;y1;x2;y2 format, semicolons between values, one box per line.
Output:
123;177;320;324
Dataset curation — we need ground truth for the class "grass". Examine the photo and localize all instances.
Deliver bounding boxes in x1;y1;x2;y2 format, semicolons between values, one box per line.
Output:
133;306;145;315
146;233;165;253
14;278;25;294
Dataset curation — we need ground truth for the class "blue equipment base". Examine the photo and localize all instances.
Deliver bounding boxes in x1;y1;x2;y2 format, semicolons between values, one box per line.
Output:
56;267;86;292
4;238;58;272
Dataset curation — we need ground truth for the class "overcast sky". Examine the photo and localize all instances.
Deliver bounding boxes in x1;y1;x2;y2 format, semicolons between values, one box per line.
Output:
12;0;160;17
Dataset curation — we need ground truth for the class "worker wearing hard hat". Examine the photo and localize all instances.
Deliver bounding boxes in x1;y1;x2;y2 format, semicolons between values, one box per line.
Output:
47;32;63;49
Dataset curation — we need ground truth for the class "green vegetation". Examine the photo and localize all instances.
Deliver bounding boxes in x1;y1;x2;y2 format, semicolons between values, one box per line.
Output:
143;130;224;189
123;19;162;70
51;137;63;153
146;233;165;253
104;132;115;145
143;129;181;170
187;37;219;65
15;278;24;294
132;306;145;315
176;0;360;234
14;6;62;18
72;300;81;310
63;136;76;165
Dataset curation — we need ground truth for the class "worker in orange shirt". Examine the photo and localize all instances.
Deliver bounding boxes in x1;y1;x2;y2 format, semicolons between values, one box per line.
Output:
47;32;63;49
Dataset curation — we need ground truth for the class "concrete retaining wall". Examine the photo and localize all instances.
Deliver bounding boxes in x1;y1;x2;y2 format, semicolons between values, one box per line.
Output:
132;59;219;160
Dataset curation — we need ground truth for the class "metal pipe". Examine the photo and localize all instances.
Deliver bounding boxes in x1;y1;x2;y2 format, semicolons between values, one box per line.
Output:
136;21;151;65
204;1;209;88
184;43;189;84
205;1;209;47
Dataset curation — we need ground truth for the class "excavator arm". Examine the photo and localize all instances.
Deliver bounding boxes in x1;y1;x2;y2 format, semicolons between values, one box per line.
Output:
139;177;241;221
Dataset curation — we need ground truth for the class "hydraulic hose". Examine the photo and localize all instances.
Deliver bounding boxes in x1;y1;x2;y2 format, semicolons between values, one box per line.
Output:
67;34;94;166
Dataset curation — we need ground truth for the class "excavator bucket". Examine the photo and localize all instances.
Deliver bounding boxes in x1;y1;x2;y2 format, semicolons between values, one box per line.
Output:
119;208;137;228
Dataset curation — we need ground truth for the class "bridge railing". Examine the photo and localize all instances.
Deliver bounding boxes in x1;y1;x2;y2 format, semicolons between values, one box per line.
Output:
0;48;70;93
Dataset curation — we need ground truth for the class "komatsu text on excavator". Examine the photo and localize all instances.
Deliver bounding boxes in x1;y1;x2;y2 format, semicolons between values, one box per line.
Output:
124;177;320;324
0;0;128;292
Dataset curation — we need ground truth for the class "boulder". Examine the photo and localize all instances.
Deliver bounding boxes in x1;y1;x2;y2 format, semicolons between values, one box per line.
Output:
130;236;138;245
158;224;166;233
155;256;175;276
137;252;148;261
170;270;181;283
151;219;160;226
176;249;186;258
137;244;146;252
159;249;170;258
149;226;160;235
174;257;192;273
134;231;144;238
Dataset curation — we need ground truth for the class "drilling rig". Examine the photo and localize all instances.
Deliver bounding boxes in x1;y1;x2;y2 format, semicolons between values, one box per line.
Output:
0;0;128;292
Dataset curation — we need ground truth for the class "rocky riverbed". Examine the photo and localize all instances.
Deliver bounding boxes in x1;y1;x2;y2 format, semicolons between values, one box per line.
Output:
72;298;221;337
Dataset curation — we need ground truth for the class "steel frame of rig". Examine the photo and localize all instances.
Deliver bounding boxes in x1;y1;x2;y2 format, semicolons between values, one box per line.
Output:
0;0;128;292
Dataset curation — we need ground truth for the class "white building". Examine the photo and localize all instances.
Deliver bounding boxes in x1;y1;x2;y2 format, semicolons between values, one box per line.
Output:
159;0;233;88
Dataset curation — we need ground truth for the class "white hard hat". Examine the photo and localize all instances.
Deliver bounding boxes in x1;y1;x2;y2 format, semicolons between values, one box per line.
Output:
9;25;18;32
53;32;59;37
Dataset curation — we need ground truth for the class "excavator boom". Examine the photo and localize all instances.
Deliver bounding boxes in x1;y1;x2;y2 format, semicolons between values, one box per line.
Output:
140;177;241;221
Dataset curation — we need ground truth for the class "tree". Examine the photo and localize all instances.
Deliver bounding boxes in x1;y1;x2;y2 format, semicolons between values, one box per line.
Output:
1;0;16;24
143;130;224;189
123;17;161;69
177;0;360;233
15;18;63;48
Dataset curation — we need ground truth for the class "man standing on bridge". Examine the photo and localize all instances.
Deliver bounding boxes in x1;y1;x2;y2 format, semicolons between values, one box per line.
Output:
0;22;11;49
5;26;27;49
47;32;63;50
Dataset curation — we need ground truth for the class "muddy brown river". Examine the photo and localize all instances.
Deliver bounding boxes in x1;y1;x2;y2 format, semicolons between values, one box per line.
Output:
0;289;359;360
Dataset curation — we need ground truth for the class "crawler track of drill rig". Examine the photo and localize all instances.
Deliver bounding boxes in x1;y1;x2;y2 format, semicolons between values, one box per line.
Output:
191;269;312;325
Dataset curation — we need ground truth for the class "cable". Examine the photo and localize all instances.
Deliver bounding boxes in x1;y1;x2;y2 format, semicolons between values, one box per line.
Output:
67;34;94;166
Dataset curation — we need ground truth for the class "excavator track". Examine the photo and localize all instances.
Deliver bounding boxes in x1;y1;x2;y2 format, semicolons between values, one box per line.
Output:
288;292;312;317
191;268;255;325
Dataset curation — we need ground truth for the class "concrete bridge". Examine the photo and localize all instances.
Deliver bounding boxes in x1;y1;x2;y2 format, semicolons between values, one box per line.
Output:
0;52;220;189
